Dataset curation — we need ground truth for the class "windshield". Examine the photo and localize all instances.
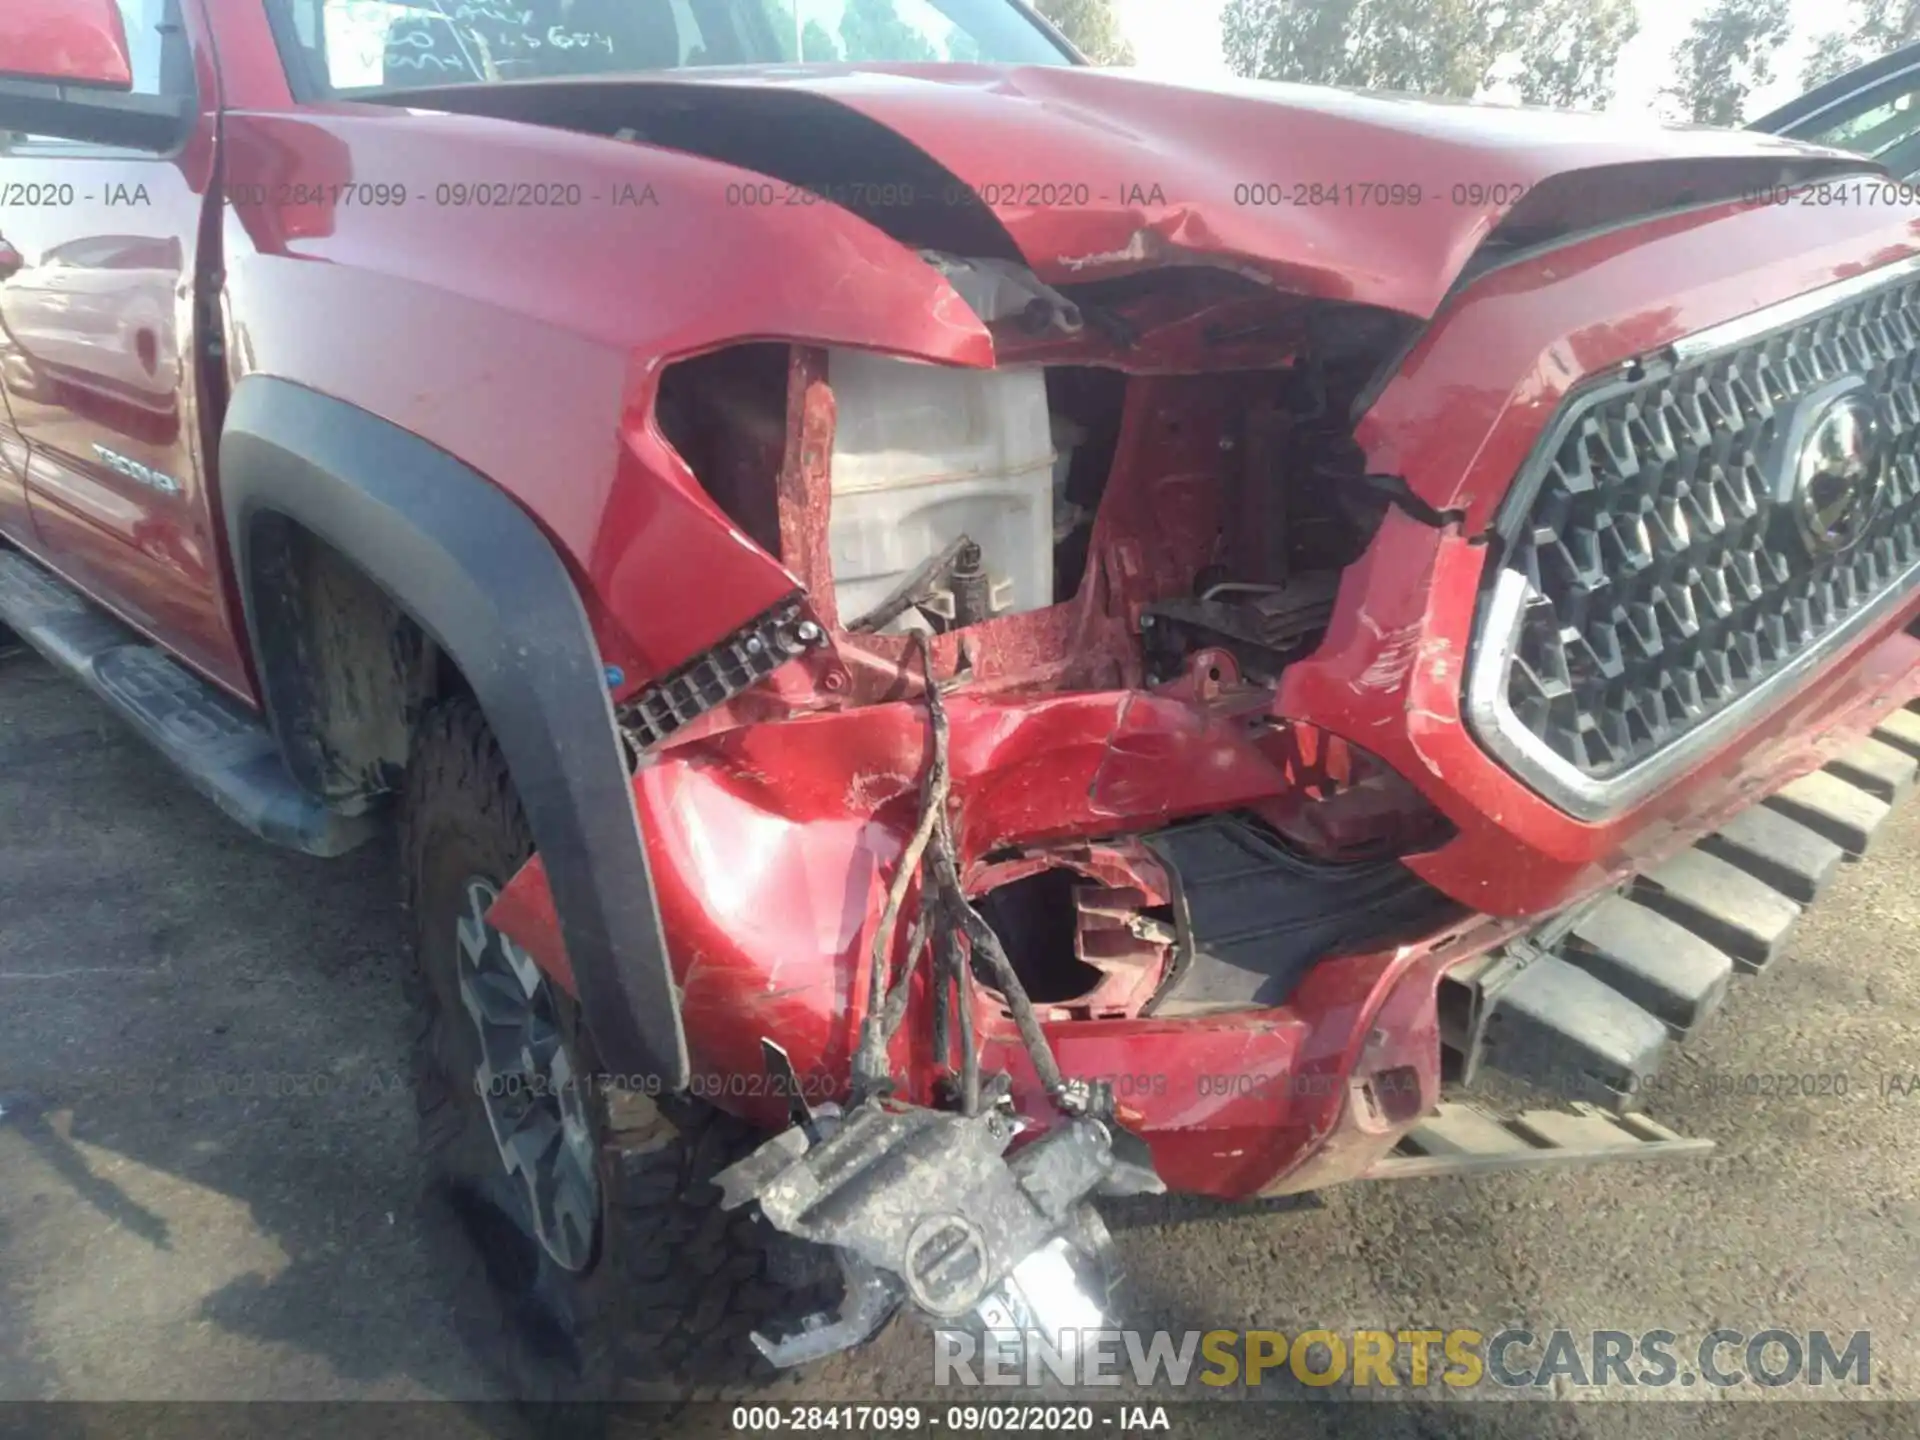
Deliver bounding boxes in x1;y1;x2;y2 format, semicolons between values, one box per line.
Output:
267;0;1074;96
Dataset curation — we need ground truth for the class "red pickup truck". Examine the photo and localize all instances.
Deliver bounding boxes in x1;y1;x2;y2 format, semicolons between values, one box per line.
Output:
3;0;1919;1403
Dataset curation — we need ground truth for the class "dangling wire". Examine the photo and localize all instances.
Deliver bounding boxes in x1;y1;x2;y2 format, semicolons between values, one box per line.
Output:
855;631;1096;1119
851;639;950;1094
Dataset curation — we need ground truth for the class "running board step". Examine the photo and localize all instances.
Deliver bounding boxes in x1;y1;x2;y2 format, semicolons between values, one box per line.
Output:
1631;849;1800;973
1562;895;1734;1033
1368;1103;1711;1181
1829;735;1918;805
1452;743;1909;1113
0;550;372;857
1764;770;1892;856
1872;706;1920;762
1697;805;1844;905
1459;946;1672;1110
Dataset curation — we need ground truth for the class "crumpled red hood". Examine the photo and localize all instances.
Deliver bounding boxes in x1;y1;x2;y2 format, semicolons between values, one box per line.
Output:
757;67;1875;315
424;64;1876;320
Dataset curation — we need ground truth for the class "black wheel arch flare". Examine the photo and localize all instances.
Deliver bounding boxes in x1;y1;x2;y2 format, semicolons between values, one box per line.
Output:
219;375;689;1089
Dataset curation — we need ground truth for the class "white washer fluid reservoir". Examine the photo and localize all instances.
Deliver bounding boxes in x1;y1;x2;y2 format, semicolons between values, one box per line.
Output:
826;349;1056;629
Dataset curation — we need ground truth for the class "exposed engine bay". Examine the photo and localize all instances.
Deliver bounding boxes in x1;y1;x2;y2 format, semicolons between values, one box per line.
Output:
641;247;1456;1002
650;253;1423;686
632;250;1460;1358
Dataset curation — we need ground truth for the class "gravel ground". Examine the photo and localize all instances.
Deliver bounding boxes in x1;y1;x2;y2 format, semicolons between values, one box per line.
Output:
2;647;1916;1439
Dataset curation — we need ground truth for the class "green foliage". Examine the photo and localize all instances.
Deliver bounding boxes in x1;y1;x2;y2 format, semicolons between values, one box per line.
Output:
1220;0;1638;109
1034;0;1137;65
760;2;843;60
804;18;842;61
1221;0;1487;96
1512;0;1640;109
840;0;939;62
1801;31;1860;89
1663;0;1792;125
1803;0;1920;89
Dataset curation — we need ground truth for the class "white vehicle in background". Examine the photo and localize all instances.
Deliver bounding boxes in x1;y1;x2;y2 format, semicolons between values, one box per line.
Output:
0;234;182;419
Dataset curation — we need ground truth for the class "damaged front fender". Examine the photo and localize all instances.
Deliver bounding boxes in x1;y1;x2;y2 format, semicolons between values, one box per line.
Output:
484;684;1298;1088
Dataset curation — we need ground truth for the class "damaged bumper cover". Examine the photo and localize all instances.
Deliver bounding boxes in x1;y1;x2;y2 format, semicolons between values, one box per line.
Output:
486;647;1920;1202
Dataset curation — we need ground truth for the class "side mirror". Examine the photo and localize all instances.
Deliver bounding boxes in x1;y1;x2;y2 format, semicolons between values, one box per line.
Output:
0;0;135;91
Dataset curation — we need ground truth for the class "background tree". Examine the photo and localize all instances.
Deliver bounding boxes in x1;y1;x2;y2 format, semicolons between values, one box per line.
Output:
1034;0;1136;65
806;19;843;60
839;0;938;61
762;1;845;60
1803;0;1920;88
1223;0;1490;95
1513;0;1640;109
1220;0;1637;108
1801;30;1859;88
1663;0;1792;125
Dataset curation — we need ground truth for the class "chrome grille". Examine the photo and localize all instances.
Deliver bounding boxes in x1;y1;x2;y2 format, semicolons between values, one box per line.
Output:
1466;259;1920;820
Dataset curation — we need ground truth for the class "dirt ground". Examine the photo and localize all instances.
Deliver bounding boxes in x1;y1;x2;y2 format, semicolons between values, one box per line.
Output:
2;648;1917;1439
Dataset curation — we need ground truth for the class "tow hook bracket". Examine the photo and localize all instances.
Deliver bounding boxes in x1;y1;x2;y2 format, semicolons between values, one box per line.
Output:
715;1092;1163;1367
1440;899;1672;1115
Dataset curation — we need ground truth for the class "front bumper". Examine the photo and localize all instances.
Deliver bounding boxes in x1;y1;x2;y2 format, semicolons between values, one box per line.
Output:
992;681;1920;1201
693;697;1916;1368
488;647;1917;1202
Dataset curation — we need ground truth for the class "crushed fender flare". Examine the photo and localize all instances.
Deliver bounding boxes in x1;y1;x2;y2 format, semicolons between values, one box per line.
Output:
219;375;689;1089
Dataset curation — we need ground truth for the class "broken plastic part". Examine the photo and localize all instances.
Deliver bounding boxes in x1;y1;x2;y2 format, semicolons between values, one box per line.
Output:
757;1251;904;1369
917;253;1085;335
615;595;821;751
844;535;971;636
714;1086;1163;1367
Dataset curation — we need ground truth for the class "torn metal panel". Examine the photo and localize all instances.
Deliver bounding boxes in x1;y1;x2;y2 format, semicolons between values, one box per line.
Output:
396;68;1874;322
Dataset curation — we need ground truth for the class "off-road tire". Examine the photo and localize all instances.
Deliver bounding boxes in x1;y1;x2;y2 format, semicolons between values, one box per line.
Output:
400;696;795;1405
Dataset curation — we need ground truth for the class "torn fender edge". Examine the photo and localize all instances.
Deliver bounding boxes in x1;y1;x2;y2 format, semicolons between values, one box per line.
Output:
221;377;687;1088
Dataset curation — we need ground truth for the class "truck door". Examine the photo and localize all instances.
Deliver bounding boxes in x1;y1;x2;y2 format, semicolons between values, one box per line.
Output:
0;0;249;696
